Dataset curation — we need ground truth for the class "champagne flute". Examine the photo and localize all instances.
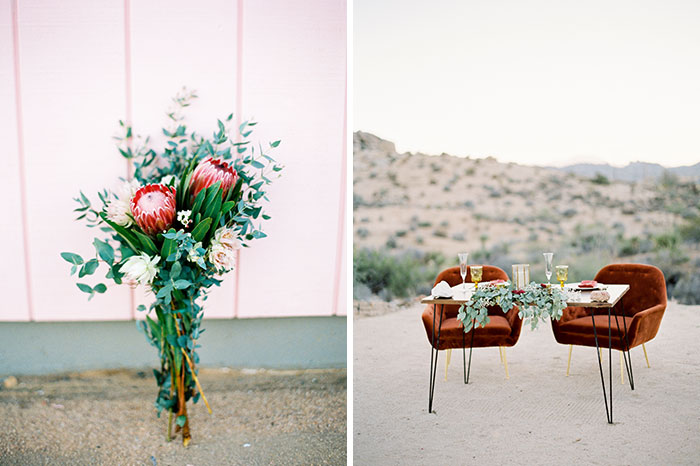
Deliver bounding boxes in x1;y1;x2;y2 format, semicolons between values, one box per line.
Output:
458;253;469;293
543;252;554;286
556;265;568;289
471;265;483;289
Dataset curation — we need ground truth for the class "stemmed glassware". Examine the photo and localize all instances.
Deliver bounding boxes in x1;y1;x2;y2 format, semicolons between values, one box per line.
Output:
458;253;469;292
543;252;554;286
471;265;483;289
556;265;569;289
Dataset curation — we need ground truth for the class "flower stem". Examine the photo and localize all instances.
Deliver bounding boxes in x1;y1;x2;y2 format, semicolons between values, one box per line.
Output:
167;410;173;441
181;348;212;414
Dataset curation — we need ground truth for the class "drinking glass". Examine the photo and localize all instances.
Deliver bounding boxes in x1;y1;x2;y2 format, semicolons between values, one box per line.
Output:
458;253;469;292
543;252;554;285
471;265;483;289
555;265;569;288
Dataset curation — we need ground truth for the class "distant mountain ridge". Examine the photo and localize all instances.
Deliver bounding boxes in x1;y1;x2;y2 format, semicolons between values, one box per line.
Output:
554;161;700;182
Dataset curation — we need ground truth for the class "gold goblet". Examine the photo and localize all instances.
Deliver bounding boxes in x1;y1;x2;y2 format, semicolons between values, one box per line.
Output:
471;265;483;289
555;265;569;288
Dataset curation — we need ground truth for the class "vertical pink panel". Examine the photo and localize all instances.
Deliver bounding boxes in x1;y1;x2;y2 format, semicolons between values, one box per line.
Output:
130;0;238;318
335;223;348;316
237;0;347;317
0;0;29;321
20;0;131;321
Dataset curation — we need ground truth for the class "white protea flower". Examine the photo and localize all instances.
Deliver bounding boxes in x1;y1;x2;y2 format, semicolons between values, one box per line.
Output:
106;198;133;227
213;227;242;251
208;243;236;271
160;174;179;186
177;210;192;228
105;179;141;227
120;253;160;285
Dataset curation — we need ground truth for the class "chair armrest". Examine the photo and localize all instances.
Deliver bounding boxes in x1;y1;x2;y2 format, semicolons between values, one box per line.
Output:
628;304;666;345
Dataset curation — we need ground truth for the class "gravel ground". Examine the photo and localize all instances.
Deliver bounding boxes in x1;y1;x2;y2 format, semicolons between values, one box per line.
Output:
354;301;700;465
0;368;346;465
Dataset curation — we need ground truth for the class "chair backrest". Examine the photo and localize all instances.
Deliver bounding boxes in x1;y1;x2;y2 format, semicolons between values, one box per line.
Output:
433;266;509;317
594;263;667;316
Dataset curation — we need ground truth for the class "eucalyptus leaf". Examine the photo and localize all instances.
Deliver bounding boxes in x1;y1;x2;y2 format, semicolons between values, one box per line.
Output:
61;252;84;265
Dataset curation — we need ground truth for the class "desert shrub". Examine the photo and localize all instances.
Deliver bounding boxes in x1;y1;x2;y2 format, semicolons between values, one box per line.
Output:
591;173;610;185
451;232;465;241
671;273;700;305
353;248;447;300
561;208;577;218
395;230;407;237
356;227;369;239
679;215;700;244
417;221;432;228
433;229;448;238
385;236;397;249
353;193;366;209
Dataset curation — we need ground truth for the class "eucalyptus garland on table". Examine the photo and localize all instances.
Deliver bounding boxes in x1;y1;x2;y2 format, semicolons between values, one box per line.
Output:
61;90;283;446
457;282;567;331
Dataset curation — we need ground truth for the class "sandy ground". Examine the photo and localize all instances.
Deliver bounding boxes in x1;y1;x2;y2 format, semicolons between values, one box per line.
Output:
353;302;700;465
0;368;346;465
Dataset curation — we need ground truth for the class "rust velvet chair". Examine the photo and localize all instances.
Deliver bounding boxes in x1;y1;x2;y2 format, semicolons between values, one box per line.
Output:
551;263;666;389
422;265;522;412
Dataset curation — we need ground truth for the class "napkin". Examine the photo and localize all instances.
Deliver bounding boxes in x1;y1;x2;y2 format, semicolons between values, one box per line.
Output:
431;281;453;298
579;280;597;288
590;290;610;302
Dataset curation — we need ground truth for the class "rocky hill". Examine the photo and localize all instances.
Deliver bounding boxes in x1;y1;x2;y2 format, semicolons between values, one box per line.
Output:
353;131;700;302
556;161;700;182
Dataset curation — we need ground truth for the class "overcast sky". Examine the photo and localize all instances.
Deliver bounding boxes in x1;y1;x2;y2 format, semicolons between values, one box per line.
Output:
354;0;700;167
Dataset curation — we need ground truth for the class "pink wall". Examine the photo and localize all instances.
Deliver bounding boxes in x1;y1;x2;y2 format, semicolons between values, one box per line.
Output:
0;0;347;321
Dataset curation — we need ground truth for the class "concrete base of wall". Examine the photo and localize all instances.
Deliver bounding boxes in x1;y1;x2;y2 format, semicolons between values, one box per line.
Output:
0;316;346;375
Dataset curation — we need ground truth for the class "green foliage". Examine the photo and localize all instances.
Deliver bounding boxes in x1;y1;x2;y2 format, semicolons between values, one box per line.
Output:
590;173;611;185
457;282;566;332
353;248;446;300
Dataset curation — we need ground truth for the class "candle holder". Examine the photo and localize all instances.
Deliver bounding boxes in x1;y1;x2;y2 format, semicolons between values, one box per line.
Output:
512;264;530;290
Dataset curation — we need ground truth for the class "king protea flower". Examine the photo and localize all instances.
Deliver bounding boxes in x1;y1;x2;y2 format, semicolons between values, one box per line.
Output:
189;157;238;200
131;184;177;236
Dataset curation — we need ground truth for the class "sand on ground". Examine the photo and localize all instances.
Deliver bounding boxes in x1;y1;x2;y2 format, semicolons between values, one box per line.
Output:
0;368;346;465
353;302;700;465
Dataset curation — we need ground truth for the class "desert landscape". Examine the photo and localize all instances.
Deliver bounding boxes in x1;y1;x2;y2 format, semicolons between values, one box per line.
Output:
353;131;700;305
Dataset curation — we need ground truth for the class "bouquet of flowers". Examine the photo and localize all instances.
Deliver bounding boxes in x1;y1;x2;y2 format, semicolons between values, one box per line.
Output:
457;282;567;331
61;90;282;445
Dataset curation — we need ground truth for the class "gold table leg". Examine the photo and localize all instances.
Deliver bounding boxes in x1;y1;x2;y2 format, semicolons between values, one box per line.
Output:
566;345;573;376
502;346;509;379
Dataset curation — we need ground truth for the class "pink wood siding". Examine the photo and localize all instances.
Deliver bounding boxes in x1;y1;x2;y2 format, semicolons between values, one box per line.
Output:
0;0;347;321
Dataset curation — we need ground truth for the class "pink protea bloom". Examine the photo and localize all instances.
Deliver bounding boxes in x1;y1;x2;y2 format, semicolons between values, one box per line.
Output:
131;184;177;236
189;157;238;201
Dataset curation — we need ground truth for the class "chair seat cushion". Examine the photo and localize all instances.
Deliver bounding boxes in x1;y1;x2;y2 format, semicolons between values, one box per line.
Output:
422;306;513;350
559;314;634;337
